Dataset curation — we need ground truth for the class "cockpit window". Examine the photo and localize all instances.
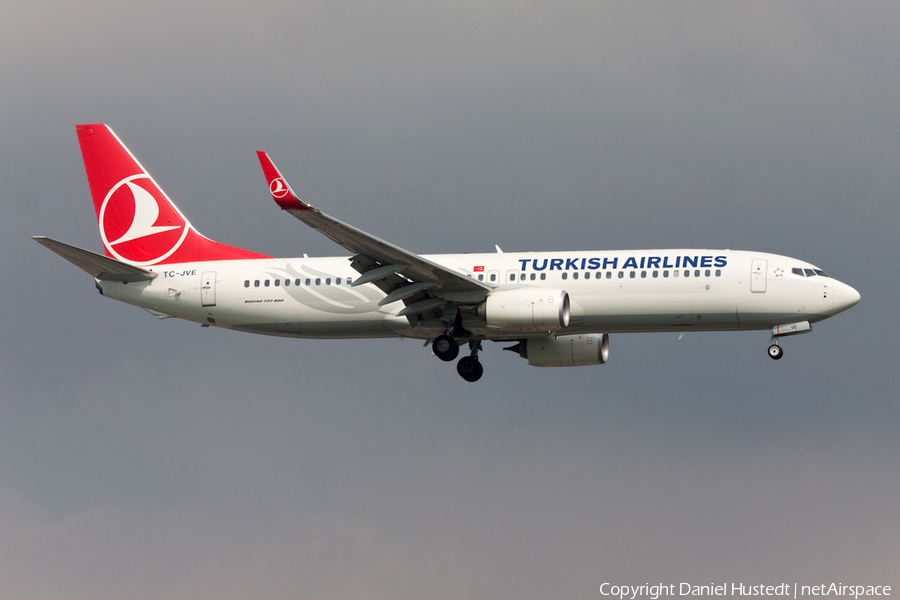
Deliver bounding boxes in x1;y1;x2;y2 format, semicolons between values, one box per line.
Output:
792;268;805;276
813;269;829;277
804;269;816;277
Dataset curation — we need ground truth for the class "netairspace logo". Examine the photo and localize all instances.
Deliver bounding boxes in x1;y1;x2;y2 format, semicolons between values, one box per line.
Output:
598;583;892;600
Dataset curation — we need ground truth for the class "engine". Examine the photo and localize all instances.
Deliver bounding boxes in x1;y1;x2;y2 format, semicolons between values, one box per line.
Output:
478;288;570;332
508;333;610;367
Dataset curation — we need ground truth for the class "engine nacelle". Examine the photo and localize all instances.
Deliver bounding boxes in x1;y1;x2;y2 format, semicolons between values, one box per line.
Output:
479;288;570;332
513;333;610;367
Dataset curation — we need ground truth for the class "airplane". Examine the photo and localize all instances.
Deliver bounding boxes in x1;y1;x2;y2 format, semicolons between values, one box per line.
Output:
34;124;861;382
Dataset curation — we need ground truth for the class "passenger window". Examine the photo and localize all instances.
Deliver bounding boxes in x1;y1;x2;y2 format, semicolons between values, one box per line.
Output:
705;270;710;277
804;269;815;277
540;273;546;280
640;271;646;278
244;280;250;287
573;272;579;280
530;273;535;281
562;272;568;280
509;273;516;281
606;272;612;279
284;279;290;286
478;274;484;281
315;278;321;285
346;278;352;285
596;272;602;279
336;278;341;285
653;270;658;278
684;270;689;277
663;270;669;278
296;279;302;286
673;270;679;278
305;279;311;286
694;270;700;277
629;271;636;279
618;271;624;279
490;274;497;282
265;280;270;287
325;278;331;285
254;280;260;287
715;269;721;277
275;279;280;286
792;268;804;276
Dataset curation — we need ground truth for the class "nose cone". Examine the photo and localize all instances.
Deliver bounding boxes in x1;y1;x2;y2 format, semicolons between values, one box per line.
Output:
832;281;861;315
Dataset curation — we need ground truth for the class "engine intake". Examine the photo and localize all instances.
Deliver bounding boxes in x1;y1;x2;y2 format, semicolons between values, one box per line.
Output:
479;288;569;332
508;333;610;367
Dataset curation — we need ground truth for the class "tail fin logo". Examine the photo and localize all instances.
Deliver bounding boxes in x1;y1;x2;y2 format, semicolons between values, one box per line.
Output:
269;178;289;198
99;175;189;265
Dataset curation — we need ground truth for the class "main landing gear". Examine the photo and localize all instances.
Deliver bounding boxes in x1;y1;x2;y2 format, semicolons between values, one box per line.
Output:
432;334;459;361
431;336;484;382
457;341;484;382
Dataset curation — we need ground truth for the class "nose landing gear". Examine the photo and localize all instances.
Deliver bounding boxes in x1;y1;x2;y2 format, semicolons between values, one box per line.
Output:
766;320;812;360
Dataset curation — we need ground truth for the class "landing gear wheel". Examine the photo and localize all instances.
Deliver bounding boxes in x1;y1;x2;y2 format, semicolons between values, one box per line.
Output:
768;344;784;360
457;356;483;382
433;335;459;362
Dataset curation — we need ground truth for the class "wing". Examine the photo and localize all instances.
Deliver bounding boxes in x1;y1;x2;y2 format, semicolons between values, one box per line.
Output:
257;152;491;322
33;236;157;282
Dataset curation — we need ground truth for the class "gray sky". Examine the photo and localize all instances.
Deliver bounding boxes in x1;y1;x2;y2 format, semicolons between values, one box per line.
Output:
2;2;898;598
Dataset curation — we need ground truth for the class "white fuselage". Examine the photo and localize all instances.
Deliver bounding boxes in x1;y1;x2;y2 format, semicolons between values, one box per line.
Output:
98;249;859;341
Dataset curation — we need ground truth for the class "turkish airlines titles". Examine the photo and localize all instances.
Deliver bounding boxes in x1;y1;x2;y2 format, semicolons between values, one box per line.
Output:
516;255;728;272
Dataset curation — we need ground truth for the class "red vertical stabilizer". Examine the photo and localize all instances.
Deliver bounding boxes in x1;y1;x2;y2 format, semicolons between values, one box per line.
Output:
76;124;269;266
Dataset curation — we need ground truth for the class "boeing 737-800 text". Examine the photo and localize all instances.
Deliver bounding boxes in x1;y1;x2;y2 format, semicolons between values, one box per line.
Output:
35;125;860;381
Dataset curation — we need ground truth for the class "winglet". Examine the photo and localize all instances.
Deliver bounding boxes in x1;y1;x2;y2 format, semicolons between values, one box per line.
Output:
256;151;310;211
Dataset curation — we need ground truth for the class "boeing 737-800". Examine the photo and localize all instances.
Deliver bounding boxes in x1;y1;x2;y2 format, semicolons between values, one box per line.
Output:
34;124;860;382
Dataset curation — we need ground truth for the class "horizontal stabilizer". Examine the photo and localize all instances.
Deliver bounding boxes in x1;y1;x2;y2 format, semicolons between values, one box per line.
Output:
32;236;158;282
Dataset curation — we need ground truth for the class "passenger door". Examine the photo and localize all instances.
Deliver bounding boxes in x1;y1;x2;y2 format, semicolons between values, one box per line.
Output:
750;259;767;293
